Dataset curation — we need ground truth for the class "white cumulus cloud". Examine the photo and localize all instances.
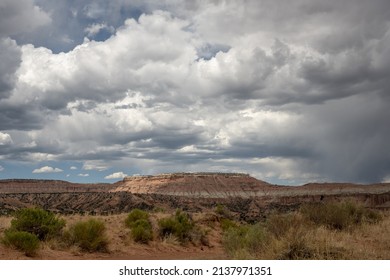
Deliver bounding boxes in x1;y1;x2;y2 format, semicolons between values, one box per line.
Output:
104;171;128;179
32;166;63;173
78;173;89;177
0;132;13;145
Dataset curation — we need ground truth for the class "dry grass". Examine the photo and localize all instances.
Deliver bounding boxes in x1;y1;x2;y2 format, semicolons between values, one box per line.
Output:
0;206;388;259
0;210;224;259
0;216;12;233
222;208;390;260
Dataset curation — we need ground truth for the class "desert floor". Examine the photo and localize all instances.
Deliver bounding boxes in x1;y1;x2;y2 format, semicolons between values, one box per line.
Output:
0;212;227;260
1;209;390;260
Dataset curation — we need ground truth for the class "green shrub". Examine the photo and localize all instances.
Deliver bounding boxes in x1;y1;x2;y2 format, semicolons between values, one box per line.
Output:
363;208;383;223
265;212;304;238
220;218;238;232
222;227;247;256
342;201;382;224
125;209;150;228
302;202;350;230
130;219;153;244
223;224;270;258
158;210;194;243
2;230;40;256
215;204;231;217
300;201;382;230
65;219;108;252
10;208;65;240
125;209;153;243
245;224;269;254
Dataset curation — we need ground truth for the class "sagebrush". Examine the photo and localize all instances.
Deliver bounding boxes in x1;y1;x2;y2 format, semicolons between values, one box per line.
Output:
9;207;65;240
64;218;108;252
222;201;384;259
158;210;195;243
300;201;382;230
130;219;153;244
2;230;40;257
125;209;153;243
125;209;150;228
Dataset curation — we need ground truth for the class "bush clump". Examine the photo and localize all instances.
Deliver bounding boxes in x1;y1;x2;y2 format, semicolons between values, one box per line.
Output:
215;204;232;218
158;210;195;243
125;209;150;228
130;219;153;244
2;230;40;257
65;219;108;252
277;228;313;260
300;201;382;230
9;207;65;240
222;224;270;258
265;212;304;238
220;218;238;232
222;221;315;260
125;209;153;244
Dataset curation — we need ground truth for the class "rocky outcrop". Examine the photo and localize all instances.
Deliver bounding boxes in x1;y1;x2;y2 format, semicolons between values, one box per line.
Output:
1;174;390;219
115;172;272;197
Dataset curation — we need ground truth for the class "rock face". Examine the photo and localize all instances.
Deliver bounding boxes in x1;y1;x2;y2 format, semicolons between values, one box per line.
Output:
1;173;390;218
113;172;273;197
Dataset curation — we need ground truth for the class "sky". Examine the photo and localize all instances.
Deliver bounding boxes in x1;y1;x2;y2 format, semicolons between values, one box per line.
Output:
0;0;390;185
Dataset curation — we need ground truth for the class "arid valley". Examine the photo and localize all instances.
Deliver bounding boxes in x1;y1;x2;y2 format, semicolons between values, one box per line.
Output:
1;173;390;260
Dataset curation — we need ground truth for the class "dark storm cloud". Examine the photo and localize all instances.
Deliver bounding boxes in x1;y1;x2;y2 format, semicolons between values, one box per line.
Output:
0;103;45;131
58;149;129;161
298;95;390;183
223;143;316;160
309;0;390;54
150;133;202;150
0;0;50;37
0;38;21;99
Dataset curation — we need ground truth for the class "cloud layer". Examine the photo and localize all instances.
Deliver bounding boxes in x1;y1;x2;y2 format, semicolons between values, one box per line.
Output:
0;0;390;184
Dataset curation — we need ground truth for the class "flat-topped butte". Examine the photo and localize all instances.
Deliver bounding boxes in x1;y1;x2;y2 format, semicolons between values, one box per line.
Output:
123;172;250;180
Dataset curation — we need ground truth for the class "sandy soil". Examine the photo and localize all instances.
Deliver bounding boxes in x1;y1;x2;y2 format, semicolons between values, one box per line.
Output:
0;213;227;260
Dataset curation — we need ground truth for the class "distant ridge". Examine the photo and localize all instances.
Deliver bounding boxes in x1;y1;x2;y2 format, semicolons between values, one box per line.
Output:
0;179;112;193
1;173;390;215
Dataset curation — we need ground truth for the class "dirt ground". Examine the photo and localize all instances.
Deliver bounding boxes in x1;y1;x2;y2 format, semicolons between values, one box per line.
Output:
0;213;228;260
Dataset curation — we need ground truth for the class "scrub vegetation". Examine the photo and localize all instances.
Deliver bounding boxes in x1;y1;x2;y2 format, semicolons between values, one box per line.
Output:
0;201;388;259
221;201;385;259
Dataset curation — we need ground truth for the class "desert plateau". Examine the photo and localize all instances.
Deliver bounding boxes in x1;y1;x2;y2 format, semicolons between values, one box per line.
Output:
1;173;389;260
